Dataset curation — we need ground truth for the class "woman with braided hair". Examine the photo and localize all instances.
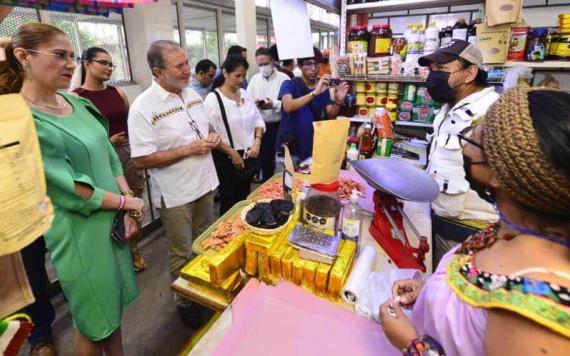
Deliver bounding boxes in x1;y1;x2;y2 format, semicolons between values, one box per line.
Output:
377;86;570;355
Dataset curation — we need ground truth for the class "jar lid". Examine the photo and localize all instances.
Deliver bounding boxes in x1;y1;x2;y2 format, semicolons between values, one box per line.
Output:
351;25;367;31
311;181;340;192
530;27;548;36
372;24;390;29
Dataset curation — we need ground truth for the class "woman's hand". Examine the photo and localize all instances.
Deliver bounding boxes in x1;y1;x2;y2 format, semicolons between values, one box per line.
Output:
230;150;245;169
379;301;419;350
247;143;261;159
110;131;128;147
124;214;139;240
392;279;425;309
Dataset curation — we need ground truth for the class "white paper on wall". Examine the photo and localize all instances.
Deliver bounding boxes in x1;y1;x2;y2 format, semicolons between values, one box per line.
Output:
270;0;314;60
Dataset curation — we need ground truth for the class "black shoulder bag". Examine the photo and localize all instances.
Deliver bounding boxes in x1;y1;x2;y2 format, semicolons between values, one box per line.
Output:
212;90;261;182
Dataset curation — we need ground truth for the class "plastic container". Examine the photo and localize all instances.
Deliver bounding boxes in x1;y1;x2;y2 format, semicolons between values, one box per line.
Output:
507;26;530;61
341;191;363;249
346;144;359;171
355;92;366;106
364;82;375;93
526;27;548;61
347;26;369;54
304;182;342;231
355;81;366;92
357;106;369;117
369;24;393;57
359;121;375;159
376;82;388;94
365;93;376;106
424;21;439;54
386;103;398;123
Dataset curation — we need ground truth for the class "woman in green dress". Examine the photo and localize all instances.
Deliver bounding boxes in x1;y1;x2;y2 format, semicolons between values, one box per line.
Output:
0;23;140;355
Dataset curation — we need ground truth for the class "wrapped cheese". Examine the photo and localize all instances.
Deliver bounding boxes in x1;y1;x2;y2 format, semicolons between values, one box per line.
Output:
302;260;319;292
258;253;271;282
292;256;306;286
269;238;289;281
315;262;332;296
245;248;258;276
180;255;244;297
208;235;246;286
281;246;297;281
327;240;357;300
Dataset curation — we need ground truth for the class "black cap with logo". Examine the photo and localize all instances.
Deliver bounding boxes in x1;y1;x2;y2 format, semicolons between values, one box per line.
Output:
418;39;484;69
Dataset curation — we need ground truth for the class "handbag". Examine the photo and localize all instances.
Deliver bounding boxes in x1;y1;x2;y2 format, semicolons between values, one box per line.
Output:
212;90;261;181
111;210;127;246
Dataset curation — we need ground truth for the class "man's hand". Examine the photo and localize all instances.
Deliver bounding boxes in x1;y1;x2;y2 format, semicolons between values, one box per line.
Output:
230;149;245;169
259;98;273;110
188;139;217;155
312;74;331;96
246;142;261;159
206;132;222;147
334;81;350;103
110;132;128;147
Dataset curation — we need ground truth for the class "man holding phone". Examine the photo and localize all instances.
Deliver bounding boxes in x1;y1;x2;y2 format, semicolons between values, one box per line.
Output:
275;47;349;167
247;47;290;181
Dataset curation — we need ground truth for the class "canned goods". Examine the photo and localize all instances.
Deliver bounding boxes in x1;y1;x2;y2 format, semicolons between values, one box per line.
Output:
387;95;398;105
402;84;417;102
356;93;366;106
376;82;388;93
365;94;376;105
507;26;530;61
357;106;369;117
400;101;414;112
368;106;376;117
415;87;429;106
398;111;412;121
355;81;366;93
364;82;375;93
387;82;400;93
376;94;388;106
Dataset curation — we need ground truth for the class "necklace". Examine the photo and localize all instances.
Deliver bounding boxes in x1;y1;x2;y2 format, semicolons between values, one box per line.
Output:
498;211;570;248
22;94;66;112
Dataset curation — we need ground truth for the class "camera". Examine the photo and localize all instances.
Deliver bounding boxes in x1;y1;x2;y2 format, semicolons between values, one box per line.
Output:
256;100;266;107
329;78;341;87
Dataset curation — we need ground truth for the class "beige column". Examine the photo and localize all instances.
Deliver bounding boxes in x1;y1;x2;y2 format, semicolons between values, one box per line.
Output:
235;0;257;79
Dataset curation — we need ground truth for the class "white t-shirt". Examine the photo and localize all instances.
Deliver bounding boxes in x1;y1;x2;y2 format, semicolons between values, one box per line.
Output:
247;70;290;123
128;80;219;209
203;89;266;151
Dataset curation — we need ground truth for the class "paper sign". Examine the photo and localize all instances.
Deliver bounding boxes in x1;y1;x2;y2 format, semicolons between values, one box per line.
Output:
0;95;53;256
270;0;314;60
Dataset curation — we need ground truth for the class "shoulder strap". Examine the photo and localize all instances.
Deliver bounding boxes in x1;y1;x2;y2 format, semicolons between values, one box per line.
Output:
212;90;234;148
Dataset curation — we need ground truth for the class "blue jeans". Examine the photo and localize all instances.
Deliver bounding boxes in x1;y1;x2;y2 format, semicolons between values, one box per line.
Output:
19;237;55;345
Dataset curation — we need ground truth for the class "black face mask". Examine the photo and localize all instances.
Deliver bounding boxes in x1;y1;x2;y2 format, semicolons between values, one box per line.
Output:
426;70;463;104
463;153;495;204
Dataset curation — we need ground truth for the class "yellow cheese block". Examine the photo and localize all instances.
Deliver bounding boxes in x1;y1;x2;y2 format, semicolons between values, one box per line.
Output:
327;240;357;300
245;248;258;276
281;246;297;282
315;262;332;296
292;256;306;286
208;235;246;287
180;256;244;297
258;253;271;281
245;234;275;255
269;238;289;281
301;260;318;292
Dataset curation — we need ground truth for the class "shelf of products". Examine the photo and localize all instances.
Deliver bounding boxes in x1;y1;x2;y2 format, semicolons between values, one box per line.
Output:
395;120;433;128
502;60;570;69
339;74;425;83
346;0;481;12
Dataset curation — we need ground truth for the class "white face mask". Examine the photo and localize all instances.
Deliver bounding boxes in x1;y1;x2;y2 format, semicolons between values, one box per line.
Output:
259;64;273;78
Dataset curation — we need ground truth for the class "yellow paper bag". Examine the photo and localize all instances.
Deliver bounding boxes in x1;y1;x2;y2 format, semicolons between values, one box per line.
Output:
0;95;53;256
310;119;350;185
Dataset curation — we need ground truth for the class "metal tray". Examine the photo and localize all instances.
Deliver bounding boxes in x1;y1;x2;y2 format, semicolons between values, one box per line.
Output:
192;200;252;257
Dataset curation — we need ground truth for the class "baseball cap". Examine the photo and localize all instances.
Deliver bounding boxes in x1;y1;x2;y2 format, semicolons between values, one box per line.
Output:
419;40;483;69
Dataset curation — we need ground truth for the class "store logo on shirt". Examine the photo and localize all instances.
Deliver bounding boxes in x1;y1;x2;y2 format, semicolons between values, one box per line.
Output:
152;106;184;125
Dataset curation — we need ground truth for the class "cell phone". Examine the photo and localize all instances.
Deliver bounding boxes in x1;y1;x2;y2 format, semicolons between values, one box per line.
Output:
256;100;266;107
329;78;341;87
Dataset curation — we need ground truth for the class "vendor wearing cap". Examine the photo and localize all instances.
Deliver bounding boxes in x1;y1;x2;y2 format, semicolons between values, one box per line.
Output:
418;40;500;268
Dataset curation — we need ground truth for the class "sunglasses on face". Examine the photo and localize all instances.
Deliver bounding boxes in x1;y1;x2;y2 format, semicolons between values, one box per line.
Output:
91;59;116;69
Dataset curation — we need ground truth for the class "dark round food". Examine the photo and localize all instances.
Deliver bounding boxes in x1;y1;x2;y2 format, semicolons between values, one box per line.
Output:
244;199;294;230
270;199;295;216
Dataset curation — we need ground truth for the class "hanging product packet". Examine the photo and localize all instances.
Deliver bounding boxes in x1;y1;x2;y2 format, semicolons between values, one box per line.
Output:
486;0;523;27
309;118;351;185
0;94;53;256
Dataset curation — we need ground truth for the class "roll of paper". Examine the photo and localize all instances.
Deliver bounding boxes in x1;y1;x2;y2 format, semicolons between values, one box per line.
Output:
341;245;376;304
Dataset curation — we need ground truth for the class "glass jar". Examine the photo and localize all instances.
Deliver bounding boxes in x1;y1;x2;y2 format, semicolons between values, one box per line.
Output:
369;24;393;57
304;182;342;231
347;26;369;54
392;37;407;56
526;27;548;61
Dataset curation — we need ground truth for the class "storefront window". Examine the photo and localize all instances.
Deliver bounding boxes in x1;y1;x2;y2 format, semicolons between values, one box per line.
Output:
257;18;268;48
181;5;219;67
312;31;320;48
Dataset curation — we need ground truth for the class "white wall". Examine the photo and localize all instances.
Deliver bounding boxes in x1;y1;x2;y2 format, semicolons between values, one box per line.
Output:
523;5;570;27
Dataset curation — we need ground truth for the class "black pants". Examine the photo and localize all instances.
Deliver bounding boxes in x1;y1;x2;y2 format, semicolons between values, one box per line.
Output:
213;150;252;215
432;214;480;269
260;122;280;181
19;237;55;346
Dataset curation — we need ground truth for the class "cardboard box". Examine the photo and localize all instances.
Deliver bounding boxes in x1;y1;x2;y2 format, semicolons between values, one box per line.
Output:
476;23;511;64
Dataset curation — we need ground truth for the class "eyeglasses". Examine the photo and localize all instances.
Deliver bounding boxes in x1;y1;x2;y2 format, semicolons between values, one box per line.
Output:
188;119;203;140
91;59;116;69
458;126;485;150
26;49;75;64
302;62;320;69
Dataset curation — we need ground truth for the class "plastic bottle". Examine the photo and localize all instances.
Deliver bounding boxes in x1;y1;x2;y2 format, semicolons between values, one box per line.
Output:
341;190;363;249
416;25;425;55
358;121;374;159
346;143;359;171
424;21;440;54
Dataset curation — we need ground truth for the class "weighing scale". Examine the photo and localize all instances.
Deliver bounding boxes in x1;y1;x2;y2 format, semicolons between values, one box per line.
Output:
352;158;439;272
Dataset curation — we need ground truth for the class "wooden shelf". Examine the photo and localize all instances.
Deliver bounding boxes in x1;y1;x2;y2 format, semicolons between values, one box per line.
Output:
340;74;425;82
502;60;570;70
346;0;481;12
